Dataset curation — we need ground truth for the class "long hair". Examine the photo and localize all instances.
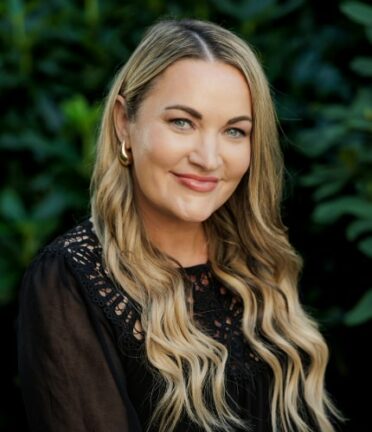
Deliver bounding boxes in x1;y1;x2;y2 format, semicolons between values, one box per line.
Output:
90;18;341;432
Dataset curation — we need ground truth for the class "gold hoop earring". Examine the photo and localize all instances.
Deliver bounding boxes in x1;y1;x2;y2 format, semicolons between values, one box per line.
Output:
119;140;131;167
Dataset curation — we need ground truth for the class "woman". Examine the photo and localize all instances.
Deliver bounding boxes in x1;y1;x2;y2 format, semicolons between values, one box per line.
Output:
17;18;342;432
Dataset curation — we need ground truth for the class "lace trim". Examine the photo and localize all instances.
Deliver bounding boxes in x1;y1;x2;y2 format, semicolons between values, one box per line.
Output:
43;221;144;355
184;267;265;380
44;219;266;379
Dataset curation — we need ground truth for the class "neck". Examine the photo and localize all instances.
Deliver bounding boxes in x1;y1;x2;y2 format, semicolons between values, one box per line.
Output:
141;214;208;268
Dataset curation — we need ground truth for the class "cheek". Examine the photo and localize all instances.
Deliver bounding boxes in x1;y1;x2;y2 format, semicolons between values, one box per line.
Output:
132;125;183;169
227;145;251;181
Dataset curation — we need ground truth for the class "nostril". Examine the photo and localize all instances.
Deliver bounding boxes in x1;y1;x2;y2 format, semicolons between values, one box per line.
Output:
189;158;220;171
188;148;222;171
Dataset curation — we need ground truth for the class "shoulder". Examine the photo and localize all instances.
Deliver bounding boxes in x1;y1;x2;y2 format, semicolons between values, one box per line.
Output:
40;217;101;262
21;218;143;347
31;217;112;299
20;218;101;303
25;217;105;286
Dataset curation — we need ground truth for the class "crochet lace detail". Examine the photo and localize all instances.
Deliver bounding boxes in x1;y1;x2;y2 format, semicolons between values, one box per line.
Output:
184;268;264;380
43;219;265;380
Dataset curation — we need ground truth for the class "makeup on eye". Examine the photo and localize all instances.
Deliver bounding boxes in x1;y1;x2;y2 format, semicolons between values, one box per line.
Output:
169;118;194;129
225;128;247;138
167;117;248;137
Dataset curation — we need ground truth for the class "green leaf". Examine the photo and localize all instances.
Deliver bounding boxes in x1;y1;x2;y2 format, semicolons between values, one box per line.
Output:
313;180;346;201
341;1;372;26
350;88;372;117
358;237;372;257
84;0;100;26
344;289;372;326
350;57;372;76
0;188;26;221
321;105;348;120
313;196;372;224
62;95;91;126
31;191;69;219
347;118;372;131
347;219;372;240
296;124;347;158
300;165;347;188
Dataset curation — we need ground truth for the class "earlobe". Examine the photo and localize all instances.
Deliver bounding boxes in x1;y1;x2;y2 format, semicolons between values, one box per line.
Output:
113;95;130;145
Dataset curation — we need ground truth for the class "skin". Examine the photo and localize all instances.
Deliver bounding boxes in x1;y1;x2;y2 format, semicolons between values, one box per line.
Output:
113;59;252;267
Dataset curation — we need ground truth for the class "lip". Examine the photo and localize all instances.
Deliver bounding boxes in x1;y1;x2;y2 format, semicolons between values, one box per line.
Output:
172;172;219;192
172;173;219;182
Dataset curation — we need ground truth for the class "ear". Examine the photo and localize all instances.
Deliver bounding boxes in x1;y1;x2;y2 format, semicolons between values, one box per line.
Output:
113;95;131;146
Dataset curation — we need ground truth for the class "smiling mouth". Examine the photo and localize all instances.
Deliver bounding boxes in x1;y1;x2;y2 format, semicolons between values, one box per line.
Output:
172;172;219;192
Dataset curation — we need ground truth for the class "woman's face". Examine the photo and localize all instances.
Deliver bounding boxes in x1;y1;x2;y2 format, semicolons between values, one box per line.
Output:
116;59;252;225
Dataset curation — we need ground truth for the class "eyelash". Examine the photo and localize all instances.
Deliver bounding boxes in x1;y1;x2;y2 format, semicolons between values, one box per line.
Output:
169;118;247;137
170;118;193;129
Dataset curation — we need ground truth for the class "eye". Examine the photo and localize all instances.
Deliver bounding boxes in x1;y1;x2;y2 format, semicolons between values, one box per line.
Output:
225;128;246;138
169;118;193;129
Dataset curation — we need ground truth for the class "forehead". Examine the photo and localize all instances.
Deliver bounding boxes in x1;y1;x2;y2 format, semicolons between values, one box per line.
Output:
137;59;252;117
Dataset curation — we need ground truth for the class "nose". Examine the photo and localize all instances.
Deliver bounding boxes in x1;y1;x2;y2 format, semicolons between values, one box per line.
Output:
188;133;222;171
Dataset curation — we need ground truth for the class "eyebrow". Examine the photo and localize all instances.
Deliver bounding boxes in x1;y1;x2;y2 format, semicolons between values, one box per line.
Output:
164;104;252;124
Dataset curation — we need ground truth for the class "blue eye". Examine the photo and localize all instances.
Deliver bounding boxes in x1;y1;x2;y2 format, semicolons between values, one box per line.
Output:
226;128;246;138
170;118;193;129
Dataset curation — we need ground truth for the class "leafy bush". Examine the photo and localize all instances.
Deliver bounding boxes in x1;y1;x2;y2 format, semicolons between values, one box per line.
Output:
1;1;370;430
295;1;372;326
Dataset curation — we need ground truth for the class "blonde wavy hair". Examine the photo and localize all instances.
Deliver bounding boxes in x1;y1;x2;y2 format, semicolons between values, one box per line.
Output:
90;18;341;432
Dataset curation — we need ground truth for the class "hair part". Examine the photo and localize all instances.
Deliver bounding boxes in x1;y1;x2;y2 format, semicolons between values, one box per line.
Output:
90;17;342;432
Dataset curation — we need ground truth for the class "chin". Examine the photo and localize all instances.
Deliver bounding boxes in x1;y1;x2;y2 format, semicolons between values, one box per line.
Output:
177;211;215;223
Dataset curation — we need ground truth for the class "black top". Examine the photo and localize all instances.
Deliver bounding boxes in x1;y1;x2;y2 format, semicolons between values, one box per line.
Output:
16;218;272;432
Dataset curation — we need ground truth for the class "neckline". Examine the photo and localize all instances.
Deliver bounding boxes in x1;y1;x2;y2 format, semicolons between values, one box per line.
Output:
85;218;210;273
180;262;210;272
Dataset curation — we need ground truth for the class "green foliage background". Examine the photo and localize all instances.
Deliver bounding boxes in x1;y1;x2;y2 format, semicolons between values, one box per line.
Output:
1;0;371;430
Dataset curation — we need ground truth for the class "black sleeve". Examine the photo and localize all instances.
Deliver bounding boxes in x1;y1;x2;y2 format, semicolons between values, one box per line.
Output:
17;250;140;432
